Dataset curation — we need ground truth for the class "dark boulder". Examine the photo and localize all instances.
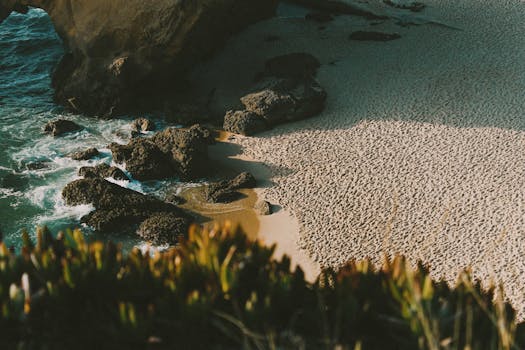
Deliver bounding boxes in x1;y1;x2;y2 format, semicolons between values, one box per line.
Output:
70;147;99;161
254;200;272;215
223;110;267;136
43;119;82;137
238;78;326;125
224;53;326;135
349;31;401;41
62;178;163;209
110;124;212;181
109;140;172;181
78;163;130;181
137;213;189;245
205;172;256;203
62;178;190;239
24;161;49;171
240;90;296;125
151;124;213;179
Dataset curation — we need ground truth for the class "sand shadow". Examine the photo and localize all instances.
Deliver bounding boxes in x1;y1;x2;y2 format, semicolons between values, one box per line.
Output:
188;1;525;138
209;140;295;186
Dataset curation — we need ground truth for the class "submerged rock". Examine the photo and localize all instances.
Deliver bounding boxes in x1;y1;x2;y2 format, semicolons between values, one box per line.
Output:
305;12;334;23
43;119;82;137
70;147;99;161
109;124;212;181
349;31;401;41
62;178;190;243
0;0;278;116
205;172;257;203
78;163;130;181
24;161;49;171
284;0;387;20
383;0;425;12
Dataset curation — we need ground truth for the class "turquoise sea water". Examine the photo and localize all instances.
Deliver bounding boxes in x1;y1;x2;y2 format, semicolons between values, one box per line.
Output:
0;9;176;249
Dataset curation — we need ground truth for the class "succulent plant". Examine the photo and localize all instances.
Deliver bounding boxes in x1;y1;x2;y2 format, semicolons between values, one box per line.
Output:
0;224;522;349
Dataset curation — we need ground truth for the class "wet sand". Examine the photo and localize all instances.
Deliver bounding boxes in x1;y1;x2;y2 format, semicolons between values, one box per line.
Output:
208;135;320;281
179;186;260;240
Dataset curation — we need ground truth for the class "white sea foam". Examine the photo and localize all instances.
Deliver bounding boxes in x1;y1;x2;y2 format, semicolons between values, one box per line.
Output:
0;187;23;199
36;203;95;227
136;242;171;256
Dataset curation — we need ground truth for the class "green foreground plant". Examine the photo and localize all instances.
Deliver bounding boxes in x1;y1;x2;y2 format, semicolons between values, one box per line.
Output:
0;224;523;349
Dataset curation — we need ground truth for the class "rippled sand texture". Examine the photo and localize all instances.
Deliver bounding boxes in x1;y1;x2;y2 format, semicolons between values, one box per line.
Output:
192;0;525;316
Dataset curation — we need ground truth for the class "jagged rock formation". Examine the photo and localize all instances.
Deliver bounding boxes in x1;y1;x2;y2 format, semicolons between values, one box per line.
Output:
69;148;99;161
0;0;278;116
43;119;82;137
78;163;130;181
223;53;327;135
62;178;191;244
109;124;213;181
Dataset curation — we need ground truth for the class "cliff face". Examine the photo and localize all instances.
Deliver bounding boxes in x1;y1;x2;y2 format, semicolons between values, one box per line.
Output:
0;0;278;116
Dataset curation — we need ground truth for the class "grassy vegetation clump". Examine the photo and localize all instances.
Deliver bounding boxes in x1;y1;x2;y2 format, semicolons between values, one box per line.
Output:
0;224;523;349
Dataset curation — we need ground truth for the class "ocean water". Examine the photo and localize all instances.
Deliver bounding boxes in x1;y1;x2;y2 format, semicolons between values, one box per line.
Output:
0;9;177;249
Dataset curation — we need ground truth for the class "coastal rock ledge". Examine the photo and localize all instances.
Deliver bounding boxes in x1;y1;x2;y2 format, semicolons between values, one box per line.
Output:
0;0;278;116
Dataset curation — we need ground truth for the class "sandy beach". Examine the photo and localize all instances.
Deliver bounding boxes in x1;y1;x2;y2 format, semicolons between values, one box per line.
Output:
191;0;525;317
208;138;321;281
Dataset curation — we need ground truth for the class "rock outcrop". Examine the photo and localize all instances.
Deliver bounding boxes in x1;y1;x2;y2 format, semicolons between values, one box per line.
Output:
109;124;212;181
137;213;189;245
62;178;190;244
78;163;130;181
43;119;82;137
0;0;278;116
131;118;155;134
223;110;267;136
223;53;327;136
70;148;99;161
205;172;256;203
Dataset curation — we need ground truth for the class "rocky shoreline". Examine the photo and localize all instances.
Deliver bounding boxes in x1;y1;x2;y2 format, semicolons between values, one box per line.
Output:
0;0;335;247
54;121;261;245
